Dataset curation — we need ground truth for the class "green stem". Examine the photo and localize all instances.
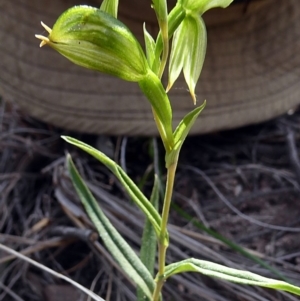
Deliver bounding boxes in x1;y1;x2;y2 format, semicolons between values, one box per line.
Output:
152;161;178;301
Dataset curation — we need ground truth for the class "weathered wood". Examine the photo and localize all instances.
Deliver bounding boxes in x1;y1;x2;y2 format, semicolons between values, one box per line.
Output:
1;0;299;135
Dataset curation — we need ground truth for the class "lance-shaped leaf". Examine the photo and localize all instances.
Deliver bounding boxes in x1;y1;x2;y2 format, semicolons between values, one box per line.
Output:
143;24;160;76
137;175;159;301
100;0;119;18
172;203;290;282
166;101;206;166
35;6;148;82
179;0;233;13
168;14;206;104
162;258;300;296
173;101;206;147
140;175;159;274
62;136;167;243
67;155;154;300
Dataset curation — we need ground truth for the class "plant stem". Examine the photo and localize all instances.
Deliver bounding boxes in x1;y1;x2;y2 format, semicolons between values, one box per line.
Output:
152;161;178;301
152;11;171;301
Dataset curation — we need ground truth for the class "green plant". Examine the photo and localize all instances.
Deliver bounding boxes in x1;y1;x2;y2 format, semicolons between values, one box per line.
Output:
35;1;300;300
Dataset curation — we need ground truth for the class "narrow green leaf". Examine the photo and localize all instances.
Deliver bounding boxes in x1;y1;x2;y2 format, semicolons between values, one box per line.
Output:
100;0;119;18
116;166;168;244
143;24;159;72
67;155;154;299
137;175;159;301
173;101;206;149
182;15;207;104
163;258;300;296
140;175;159;274
166;102;205;167
62;136;162;238
172;203;290;282
180;0;233;13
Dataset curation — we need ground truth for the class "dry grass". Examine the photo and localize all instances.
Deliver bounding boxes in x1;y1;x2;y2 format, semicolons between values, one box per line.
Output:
1;101;300;301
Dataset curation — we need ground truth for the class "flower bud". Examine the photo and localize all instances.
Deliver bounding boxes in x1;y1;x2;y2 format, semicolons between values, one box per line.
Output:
35;5;149;82
36;5;174;148
167;14;206;104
